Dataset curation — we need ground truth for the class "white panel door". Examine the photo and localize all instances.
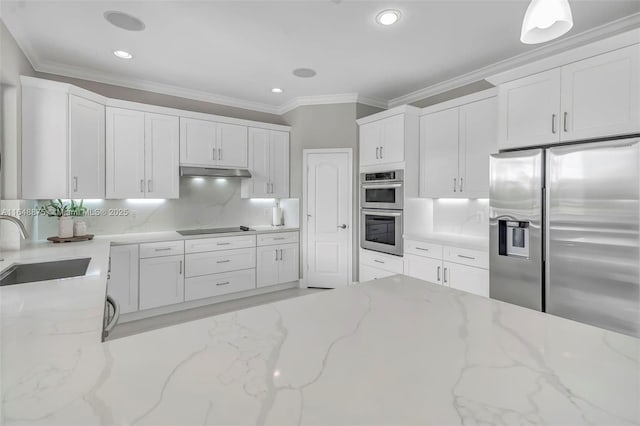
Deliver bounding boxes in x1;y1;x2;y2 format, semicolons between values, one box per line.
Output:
139;254;185;310
458;97;498;198
498;68;561;149
270;131;290;198
107;244;139;314
420;108;459;198
381;114;404;164
306;151;351;288
106;107;146;199
145;113;179;199
444;261;489;297
179;118;217;166
216;123;248;168
68;95;105;198
257;245;279;288
403;254;442;284
242;128;271;198
561;45;640;141
359;121;381;167
278;243;299;284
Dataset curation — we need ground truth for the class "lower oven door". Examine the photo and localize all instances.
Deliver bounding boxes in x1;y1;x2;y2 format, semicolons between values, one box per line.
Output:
360;209;403;256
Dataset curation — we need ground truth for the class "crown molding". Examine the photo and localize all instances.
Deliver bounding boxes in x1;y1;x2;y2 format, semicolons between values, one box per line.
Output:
278;93;388;115
387;12;640;108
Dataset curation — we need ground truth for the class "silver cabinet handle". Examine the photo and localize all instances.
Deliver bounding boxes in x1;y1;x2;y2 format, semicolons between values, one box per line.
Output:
279;249;283;261
218;148;222;161
103;295;120;340
147;179;152;193
375;147;379;159
374;259;385;264
179;260;183;274
140;179;144;193
459;177;463;192
379;146;383;159
275;249;279;261
212;147;216;160
563;112;568;132
453;178;457;193
337;224;347;229
273;237;285;240
457;254;476;260
415;247;429;251
552;114;557;134
216;259;230;264
216;281;230;286
443;267;448;284
73;176;78;192
437;266;441;282
154;247;172;251
216;242;231;246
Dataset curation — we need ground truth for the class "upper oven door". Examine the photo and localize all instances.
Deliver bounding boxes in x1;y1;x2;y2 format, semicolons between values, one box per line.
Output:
361;182;404;209
360;209;403;256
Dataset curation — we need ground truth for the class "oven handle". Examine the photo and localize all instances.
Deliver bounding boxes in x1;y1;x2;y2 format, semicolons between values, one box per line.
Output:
362;210;402;217
361;183;402;189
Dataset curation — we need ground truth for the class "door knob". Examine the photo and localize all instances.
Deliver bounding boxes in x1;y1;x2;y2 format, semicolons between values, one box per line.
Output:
337;224;347;229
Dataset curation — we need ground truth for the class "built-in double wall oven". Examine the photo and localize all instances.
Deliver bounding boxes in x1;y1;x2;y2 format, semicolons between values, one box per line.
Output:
360;170;404;256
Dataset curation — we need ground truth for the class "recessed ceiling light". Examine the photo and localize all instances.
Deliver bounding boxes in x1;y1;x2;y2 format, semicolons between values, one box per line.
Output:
292;68;317;78
376;9;401;26
113;50;133;59
272;88;283;93
104;11;146;31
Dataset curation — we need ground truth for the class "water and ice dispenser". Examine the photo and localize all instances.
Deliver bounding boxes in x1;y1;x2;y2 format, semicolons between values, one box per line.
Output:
498;220;530;258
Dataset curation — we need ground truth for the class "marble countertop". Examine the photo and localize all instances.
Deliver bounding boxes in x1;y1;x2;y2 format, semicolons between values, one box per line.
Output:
2;268;638;425
404;232;489;251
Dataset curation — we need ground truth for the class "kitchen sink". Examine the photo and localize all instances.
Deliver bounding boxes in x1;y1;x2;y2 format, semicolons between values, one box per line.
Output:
0;258;91;286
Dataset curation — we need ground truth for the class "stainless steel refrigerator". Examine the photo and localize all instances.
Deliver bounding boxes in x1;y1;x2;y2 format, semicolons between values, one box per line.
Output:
489;138;639;338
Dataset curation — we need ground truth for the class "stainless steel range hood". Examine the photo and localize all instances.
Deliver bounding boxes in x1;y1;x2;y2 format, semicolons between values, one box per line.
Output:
180;166;251;178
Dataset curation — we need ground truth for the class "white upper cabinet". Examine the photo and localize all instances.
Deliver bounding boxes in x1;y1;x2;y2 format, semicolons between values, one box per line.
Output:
420;94;497;198
106;107;179;199
21;77;106;199
241;129;289;198
359;121;381;167
560;44;640;141
179;118;248;168
499;45;639;150
359;113;409;167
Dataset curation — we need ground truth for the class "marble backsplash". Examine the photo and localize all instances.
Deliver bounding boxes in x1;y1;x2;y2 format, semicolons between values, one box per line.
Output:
34;177;299;240
404;197;489;239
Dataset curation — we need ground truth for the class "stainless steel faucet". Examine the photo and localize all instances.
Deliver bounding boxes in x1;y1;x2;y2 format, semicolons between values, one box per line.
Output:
0;215;29;239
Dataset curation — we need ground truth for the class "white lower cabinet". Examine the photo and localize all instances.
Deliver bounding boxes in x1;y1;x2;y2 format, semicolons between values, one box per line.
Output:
257;243;299;288
185;269;256;301
139;254;185;310
359;249;404;282
359;264;396;282
107;245;139;314
403;239;489;297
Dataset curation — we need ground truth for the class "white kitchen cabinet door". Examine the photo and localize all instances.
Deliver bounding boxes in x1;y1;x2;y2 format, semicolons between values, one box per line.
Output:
139;254;185;310
359;121;382;167
443;261;489;297
277;243;299;284
498;68;561;150
561;45;640;141
68;95;105;198
420;107;459;198
107;245;139;314
403;254;442;284
270;131;290;198
106;107;146;199
458;97;498;198
179;118;217;166
381;114;405;164
145;113;179;199
216;123;248;168
359;264;395;282
242;128;271;198
257;245;279;288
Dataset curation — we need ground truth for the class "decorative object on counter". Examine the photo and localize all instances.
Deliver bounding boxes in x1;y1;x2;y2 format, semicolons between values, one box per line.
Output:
41;199;74;238
272;200;284;226
69;200;88;236
46;234;95;243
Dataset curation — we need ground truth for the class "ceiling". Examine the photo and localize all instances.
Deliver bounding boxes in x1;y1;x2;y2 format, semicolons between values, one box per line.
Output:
2;1;639;114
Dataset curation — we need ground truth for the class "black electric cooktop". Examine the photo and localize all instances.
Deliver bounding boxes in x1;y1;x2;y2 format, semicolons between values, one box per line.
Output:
176;226;252;236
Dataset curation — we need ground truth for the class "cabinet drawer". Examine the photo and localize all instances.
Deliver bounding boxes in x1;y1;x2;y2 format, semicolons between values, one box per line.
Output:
185;268;256;301
139;241;184;258
404;240;443;260
359;264;396;282
360;250;403;274
185;248;256;277
444;246;489;269
185;235;256;253
257;232;299;246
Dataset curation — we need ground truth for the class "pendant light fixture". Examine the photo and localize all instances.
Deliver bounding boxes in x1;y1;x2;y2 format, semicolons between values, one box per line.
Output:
521;0;573;44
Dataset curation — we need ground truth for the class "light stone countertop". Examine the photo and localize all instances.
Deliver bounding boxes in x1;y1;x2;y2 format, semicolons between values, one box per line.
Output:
2;251;638;426
404;232;490;251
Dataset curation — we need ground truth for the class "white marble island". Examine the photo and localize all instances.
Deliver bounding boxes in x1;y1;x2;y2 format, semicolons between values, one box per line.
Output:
2;271;638;425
